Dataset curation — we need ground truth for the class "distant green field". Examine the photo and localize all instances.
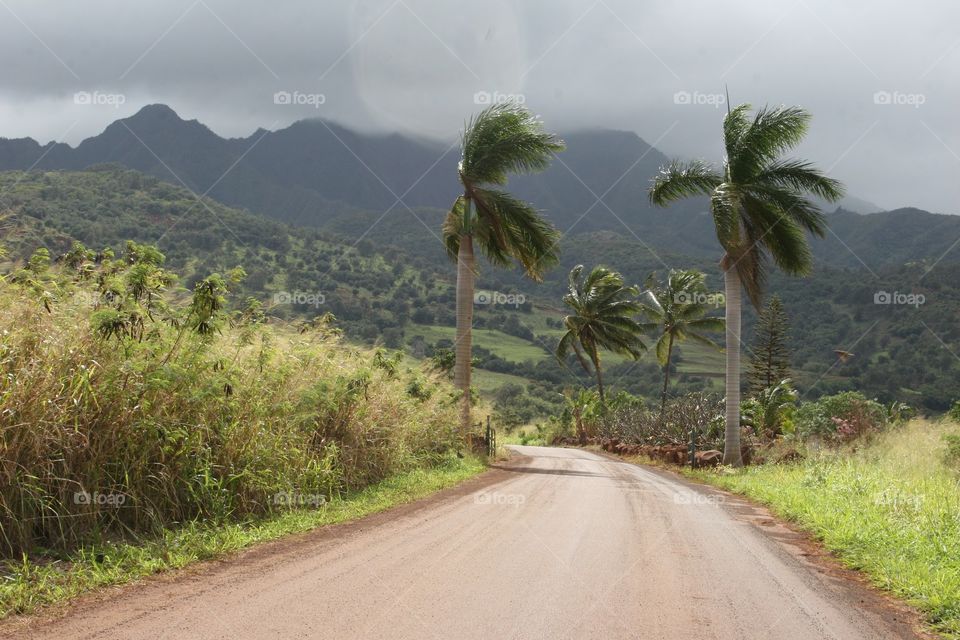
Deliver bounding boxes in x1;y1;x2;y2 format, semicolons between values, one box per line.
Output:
406;318;725;397
521;305;567;336
406;324;548;363
675;344;725;378
472;369;532;395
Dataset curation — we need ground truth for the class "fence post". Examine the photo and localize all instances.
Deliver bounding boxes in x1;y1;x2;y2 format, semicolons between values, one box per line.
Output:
486;415;493;457
688;427;696;467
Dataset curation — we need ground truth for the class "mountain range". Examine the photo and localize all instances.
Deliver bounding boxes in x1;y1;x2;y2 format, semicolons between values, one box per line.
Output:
2;104;958;273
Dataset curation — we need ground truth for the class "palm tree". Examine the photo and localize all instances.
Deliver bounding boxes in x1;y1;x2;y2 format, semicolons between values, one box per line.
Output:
444;103;564;438
649;104;843;465
556;265;646;402
639;269;724;418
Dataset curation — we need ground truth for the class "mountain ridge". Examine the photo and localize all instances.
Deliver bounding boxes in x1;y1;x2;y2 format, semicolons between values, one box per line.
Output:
1;104;957;272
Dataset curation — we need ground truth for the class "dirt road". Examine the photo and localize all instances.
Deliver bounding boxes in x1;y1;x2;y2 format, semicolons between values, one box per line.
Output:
6;446;926;639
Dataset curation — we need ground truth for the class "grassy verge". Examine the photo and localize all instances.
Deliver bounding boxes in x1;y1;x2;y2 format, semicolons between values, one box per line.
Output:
0;455;485;619
684;420;960;638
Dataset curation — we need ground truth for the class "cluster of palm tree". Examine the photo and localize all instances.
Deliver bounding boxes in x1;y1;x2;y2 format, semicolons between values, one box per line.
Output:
555;265;725;414
444;101;843;466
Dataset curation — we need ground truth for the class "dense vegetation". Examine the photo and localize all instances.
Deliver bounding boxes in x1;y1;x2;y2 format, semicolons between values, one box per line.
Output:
3;167;960;416
0;243;459;559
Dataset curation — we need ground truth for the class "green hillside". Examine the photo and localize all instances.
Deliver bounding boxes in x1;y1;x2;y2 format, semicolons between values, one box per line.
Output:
3;167;959;414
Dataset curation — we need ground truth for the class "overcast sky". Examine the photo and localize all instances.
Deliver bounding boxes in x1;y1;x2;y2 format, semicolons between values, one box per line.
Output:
0;0;957;213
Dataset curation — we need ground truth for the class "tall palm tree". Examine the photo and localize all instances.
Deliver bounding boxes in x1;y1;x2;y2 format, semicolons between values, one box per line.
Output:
556;265;646;402
444;103;564;437
639;269;724;418
649;104;843;465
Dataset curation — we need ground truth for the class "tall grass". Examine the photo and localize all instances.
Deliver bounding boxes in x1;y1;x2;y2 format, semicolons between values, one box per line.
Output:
692;420;960;637
0;243;459;559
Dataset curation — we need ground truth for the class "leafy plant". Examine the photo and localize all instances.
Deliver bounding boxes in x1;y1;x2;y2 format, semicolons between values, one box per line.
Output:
741;378;798;437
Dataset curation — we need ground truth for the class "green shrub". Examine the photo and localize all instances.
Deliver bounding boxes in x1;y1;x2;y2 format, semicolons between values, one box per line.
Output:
949;400;960;423
794;391;887;441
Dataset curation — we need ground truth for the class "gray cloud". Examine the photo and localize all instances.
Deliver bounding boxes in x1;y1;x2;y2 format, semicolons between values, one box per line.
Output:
0;0;957;212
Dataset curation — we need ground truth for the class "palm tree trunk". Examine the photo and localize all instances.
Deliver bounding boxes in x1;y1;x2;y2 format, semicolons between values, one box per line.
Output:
593;353;605;403
454;232;475;441
723;264;743;466
659;333;674;420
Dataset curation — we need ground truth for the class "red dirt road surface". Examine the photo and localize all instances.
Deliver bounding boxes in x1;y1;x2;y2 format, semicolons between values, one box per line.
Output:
3;446;929;639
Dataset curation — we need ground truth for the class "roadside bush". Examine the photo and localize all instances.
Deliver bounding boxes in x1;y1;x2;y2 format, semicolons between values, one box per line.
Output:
0;245;458;559
597;391;723;449
949;400;960;424
793;391;888;442
943;432;960;469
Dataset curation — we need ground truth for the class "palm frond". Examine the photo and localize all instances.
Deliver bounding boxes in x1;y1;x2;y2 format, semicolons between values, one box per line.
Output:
461;103;565;186
710;185;742;249
722;104;753;164
686;317;725;333
728;228;768;308
743;184;828;237
442;197;465;262
752;159;845;202
648;160;723;206
728;105;811;181
742;194;815;276
471;187;560;281
654;332;671;366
